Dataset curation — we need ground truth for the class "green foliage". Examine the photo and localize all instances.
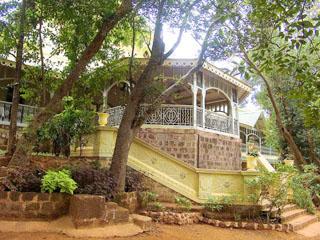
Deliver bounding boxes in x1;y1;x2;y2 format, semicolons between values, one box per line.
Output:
248;148;259;157
204;195;237;212
148;201;164;211
175;196;192;211
41;169;77;194
246;164;320;219
37;96;95;156
245;166;290;220
140;191;158;208
289;164;320;213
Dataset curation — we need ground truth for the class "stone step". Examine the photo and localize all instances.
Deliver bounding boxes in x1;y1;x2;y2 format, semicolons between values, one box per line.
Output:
281;208;306;222
296;222;320;237
287;214;318;231
131;214;153;231
282;204;298;213
262;204;297;214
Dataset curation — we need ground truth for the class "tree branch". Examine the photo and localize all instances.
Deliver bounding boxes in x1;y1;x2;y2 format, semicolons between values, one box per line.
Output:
241;48;306;167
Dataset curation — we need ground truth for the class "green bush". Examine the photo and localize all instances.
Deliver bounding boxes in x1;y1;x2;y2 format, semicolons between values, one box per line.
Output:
204;196;224;212
175;196;192;211
245;166;290;221
289;164;320;213
148;201;164;211
140;191;158;208
37;96;95;157
41;169;77;194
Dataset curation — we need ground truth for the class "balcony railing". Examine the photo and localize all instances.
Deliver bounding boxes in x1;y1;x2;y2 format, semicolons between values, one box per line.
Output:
106;104;239;135
0;101;37;126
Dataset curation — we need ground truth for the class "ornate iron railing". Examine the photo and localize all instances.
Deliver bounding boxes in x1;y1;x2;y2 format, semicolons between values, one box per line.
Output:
106;106;125;126
205;110;233;134
106;104;239;135
0;101;37;125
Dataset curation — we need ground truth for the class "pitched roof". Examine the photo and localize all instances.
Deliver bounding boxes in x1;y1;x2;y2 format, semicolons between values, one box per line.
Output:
238;109;264;128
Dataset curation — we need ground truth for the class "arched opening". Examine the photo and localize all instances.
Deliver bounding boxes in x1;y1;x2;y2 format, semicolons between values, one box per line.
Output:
205;88;232;116
247;133;261;150
104;81;130;108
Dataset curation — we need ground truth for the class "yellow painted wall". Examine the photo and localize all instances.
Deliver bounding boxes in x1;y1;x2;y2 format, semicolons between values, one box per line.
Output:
71;126;259;204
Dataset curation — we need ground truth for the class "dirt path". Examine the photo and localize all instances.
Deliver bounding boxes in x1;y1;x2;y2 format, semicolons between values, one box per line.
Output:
0;224;317;240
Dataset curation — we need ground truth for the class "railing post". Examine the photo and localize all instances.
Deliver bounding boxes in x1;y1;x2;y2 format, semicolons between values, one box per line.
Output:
192;73;198;127
201;89;206;128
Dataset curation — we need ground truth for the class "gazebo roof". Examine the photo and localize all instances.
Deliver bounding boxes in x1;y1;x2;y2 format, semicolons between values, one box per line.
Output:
137;58;252;103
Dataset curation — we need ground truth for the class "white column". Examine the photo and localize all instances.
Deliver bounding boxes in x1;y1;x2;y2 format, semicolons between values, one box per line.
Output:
231;93;235;134
192;73;198;127
201;89;206;128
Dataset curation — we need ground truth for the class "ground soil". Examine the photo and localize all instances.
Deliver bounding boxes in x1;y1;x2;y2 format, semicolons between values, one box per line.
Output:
0;224;317;240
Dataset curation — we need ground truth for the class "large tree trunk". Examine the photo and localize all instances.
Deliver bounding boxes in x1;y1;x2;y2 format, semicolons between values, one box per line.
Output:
7;0;27;156
9;0;133;166
110;59;160;191
109;7;217;192
110;0;166;191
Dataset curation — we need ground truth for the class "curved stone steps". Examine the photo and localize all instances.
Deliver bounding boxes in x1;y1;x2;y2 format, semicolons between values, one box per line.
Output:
286;214;318;231
281;208;306;222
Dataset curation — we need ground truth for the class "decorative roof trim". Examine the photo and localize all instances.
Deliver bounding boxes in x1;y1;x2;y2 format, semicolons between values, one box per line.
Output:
160;58;252;92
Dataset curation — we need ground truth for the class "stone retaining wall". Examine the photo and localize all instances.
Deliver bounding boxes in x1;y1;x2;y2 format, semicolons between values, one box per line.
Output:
142;210;203;225
0;191;70;220
142;210;293;232
137;128;241;170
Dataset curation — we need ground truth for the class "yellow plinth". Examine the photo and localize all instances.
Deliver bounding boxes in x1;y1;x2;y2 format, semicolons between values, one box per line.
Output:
246;156;258;171
284;159;294;166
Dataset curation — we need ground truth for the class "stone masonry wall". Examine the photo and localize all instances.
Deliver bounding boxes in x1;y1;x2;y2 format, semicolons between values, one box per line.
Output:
0;192;70;220
198;131;241;170
137;128;241;170
137;128;198;167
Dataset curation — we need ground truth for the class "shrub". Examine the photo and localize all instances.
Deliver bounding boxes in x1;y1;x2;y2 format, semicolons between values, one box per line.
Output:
148;201;164;211
37;96;95;157
289;164;320;213
140;191;158;208
1;167;44;192
175;196;192;211
71;167;116;200
204;197;223;212
125;167;145;192
41;169;77;194
245;166;290;221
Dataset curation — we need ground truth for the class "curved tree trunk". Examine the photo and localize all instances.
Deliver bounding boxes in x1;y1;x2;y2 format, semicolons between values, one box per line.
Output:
9;0;133;166
109;9;218;192
242;51;306;168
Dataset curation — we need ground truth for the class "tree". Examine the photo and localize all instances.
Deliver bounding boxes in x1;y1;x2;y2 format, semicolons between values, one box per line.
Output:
8;0;135;166
7;0;27;156
110;0;240;191
215;0;319;167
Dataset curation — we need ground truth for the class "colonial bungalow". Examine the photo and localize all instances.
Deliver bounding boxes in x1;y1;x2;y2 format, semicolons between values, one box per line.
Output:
104;58;252;170
1;57;277;203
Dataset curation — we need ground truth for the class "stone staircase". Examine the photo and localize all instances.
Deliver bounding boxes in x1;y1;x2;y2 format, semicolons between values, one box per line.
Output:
105;202;153;231
280;204;318;232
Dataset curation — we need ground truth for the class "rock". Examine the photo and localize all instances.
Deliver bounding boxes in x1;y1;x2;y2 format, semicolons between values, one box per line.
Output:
131;214;153;232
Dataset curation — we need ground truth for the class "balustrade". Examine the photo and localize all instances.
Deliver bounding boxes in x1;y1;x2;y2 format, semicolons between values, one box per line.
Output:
0;101;37;125
106;104;239;135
